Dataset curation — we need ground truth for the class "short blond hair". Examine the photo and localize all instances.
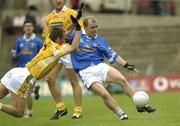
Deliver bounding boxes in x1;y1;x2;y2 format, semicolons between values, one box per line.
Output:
83;16;97;27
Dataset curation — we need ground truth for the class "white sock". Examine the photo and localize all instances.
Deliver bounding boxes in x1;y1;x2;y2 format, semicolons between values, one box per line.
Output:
114;106;125;117
26;109;32;115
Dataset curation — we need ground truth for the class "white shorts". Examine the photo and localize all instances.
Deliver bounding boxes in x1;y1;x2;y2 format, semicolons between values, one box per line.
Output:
58;54;73;68
1;67;34;98
79;63;110;89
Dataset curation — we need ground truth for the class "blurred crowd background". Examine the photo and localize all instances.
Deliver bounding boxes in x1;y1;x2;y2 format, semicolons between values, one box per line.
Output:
0;0;179;35
0;0;180;94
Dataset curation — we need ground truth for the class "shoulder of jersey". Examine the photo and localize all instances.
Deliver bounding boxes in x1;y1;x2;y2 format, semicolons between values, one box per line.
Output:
45;11;55;20
68;8;77;14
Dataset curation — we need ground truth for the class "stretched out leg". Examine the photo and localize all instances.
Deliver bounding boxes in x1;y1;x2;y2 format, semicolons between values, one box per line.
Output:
106;67;156;113
90;82;127;120
1;91;26;117
106;67;135;97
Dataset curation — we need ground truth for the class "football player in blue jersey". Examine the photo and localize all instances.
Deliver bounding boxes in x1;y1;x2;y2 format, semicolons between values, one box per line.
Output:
69;16;156;120
11;20;43;118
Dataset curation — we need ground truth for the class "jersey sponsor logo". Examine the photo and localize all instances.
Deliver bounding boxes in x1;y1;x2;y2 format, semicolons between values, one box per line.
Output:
50;22;63;28
78;44;96;52
20;48;33;55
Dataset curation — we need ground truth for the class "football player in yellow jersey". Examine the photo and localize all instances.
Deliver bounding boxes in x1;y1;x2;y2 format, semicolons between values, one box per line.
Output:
42;0;83;37
43;0;83;119
0;16;81;118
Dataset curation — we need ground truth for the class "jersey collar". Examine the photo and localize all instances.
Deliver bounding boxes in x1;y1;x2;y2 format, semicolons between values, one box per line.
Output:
53;5;68;15
23;33;36;41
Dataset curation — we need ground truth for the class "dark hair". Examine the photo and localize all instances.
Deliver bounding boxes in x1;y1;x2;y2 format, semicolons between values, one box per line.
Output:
23;20;34;26
28;5;38;11
49;28;64;42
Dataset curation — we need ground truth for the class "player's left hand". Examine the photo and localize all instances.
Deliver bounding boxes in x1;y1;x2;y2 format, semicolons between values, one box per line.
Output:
124;63;140;77
70;15;81;31
76;2;85;20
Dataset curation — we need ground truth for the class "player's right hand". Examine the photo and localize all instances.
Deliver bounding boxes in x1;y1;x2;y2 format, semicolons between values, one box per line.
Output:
70;15;81;31
124;63;140;77
76;3;85;20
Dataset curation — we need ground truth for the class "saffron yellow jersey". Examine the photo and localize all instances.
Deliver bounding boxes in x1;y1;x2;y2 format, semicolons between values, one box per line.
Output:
42;5;83;38
26;37;68;79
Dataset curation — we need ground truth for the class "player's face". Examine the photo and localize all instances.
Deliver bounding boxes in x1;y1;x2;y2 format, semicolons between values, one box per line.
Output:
85;20;98;38
52;0;64;11
23;23;34;35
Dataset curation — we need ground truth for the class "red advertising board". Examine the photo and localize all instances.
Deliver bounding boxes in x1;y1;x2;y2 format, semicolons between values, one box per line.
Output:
127;74;180;92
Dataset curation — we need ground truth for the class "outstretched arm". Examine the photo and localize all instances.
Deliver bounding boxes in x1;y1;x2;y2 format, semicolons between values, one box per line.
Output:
116;56;139;76
115;56;127;66
63;16;81;54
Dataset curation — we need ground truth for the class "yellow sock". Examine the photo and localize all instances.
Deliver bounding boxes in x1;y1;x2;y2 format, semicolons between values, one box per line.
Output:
74;106;82;115
56;102;65;111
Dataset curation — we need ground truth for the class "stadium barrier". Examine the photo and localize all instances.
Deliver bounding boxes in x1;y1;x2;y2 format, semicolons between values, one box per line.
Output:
127;74;180;92
36;74;180;96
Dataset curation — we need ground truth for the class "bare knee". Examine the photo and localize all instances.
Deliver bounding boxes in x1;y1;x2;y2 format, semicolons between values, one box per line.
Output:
120;77;129;86
14;110;24;118
70;79;80;87
16;113;24;118
45;76;56;87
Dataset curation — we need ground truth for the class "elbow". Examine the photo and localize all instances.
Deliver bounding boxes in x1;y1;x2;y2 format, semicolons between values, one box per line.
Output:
69;46;77;53
72;46;78;51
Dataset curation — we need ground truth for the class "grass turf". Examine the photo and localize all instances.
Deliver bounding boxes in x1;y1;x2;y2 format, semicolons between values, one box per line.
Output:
0;92;179;126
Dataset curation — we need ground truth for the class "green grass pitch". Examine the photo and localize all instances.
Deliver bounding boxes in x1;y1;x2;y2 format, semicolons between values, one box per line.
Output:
0;92;179;126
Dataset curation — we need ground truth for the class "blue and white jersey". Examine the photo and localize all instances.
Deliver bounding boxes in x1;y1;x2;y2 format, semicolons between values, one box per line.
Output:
11;33;43;67
69;29;119;72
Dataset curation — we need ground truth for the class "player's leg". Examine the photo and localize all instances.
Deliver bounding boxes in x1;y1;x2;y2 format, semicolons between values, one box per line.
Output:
60;54;82;119
24;85;34;118
0;67;30;117
45;63;67;119
106;66;135;97
0;91;26;117
89;82;128;120
66;68;82;119
0;82;9;99
34;84;40;100
78;63;127;120
106;66;156;113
